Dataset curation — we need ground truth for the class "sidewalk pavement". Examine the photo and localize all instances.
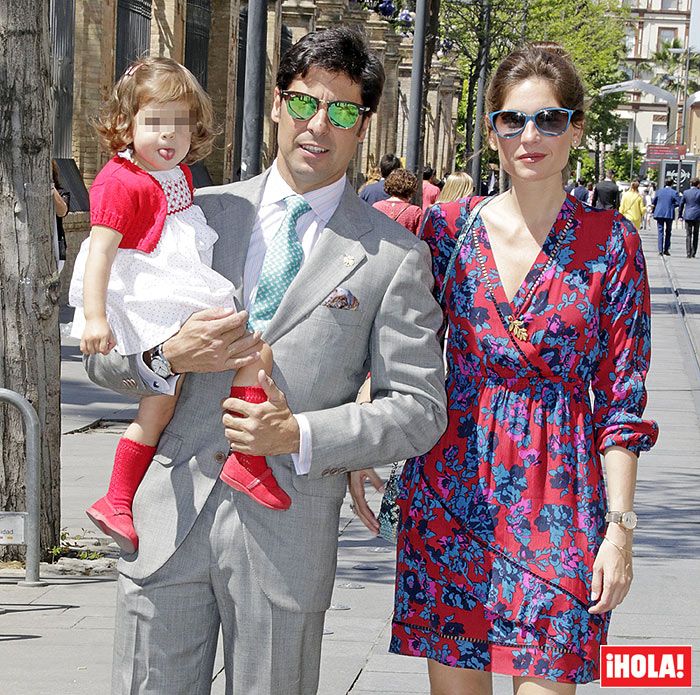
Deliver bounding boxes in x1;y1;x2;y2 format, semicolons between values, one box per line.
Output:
1;223;699;694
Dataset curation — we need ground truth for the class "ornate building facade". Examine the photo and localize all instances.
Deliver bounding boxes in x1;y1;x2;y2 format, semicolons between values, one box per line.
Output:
54;0;461;301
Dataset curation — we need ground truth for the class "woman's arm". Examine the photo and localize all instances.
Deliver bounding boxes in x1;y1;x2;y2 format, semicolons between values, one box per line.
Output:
80;225;122;355
588;446;637;615
52;186;68;217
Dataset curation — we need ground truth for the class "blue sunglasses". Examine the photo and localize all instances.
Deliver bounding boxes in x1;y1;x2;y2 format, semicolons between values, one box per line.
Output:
488;107;579;138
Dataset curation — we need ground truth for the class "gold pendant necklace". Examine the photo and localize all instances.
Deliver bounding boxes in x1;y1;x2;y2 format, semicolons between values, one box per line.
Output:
508;316;529;341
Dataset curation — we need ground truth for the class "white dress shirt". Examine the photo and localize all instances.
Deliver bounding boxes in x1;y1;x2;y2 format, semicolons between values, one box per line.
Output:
139;160;347;475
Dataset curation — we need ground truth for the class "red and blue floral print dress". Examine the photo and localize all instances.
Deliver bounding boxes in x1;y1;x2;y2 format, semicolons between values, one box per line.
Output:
391;195;658;684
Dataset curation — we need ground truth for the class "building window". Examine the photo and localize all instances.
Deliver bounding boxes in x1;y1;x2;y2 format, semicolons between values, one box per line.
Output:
618;121;631;146
115;0;152;80
651;124;668;144
657;27;678;51
661;0;678;9
184;0;211;89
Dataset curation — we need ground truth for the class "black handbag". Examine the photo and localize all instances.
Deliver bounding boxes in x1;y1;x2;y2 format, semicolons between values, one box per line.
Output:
377;460;402;543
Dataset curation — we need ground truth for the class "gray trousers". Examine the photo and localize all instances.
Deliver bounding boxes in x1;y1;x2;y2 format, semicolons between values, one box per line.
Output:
111;479;325;695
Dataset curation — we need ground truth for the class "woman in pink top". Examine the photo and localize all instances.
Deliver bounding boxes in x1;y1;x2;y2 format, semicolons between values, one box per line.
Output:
372;168;424;234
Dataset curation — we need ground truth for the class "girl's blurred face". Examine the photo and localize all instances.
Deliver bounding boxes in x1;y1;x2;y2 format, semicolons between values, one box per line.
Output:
130;99;193;171
486;78;582;188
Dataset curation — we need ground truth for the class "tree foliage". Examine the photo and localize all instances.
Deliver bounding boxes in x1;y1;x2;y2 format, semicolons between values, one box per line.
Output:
443;0;629;173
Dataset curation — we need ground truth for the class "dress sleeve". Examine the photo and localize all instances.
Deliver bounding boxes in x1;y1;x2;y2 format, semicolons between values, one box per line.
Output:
89;176;138;242
418;203;457;307
592;213;659;455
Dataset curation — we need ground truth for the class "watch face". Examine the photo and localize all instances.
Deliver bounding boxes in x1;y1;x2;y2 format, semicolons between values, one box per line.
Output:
621;511;638;529
151;356;171;378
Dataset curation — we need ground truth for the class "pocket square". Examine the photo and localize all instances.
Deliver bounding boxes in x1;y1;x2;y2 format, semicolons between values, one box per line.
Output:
322;287;359;310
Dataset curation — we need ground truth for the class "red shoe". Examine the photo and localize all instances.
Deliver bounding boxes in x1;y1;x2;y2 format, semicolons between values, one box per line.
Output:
220;452;291;510
86;496;138;554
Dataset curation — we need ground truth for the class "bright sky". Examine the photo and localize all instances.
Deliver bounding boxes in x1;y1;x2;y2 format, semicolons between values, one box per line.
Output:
692;0;700;49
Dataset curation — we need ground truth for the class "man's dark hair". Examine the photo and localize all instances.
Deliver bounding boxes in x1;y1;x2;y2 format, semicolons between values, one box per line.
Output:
276;27;385;113
578;178;586;186
665;178;674;187
691;177;700;187
605;169;615;179
423;166;434;180
380;153;402;179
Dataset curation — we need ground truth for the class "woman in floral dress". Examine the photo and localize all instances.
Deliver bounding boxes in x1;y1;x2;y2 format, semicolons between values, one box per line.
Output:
388;45;658;693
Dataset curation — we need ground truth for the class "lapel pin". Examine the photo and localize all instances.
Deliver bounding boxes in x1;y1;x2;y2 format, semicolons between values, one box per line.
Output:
343;255;355;267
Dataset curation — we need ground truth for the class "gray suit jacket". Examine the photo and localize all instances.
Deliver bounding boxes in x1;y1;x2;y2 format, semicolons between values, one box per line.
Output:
85;170;447;612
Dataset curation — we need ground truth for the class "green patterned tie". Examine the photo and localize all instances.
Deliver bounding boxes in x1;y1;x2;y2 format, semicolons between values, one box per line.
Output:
248;194;312;332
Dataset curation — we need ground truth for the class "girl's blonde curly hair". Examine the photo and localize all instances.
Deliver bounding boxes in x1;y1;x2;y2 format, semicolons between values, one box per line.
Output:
96;56;217;163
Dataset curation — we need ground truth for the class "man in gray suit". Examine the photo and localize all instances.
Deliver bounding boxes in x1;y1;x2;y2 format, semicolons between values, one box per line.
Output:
86;28;446;694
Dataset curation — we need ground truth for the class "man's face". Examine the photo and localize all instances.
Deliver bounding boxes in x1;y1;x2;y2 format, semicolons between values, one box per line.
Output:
271;67;371;193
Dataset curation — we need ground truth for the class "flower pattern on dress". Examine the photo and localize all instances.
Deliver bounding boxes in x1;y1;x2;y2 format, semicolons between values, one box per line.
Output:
391;195;658;684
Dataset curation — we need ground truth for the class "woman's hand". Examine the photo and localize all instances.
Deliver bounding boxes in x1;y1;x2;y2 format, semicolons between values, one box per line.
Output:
348;468;385;535
81;317;116;355
588;526;634;615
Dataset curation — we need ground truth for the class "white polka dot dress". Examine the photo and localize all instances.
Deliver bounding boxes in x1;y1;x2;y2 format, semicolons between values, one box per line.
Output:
70;158;235;356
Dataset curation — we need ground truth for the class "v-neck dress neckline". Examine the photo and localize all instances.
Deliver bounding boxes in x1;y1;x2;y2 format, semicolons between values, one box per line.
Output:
472;196;579;341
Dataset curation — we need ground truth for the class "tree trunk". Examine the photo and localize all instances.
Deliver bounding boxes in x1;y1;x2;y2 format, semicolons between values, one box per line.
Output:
0;1;60;561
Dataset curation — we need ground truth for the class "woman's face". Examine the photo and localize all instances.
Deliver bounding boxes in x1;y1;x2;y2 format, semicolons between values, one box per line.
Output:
487;77;582;187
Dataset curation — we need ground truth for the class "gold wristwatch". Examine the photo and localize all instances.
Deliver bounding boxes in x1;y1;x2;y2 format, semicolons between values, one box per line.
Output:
605;511;638;530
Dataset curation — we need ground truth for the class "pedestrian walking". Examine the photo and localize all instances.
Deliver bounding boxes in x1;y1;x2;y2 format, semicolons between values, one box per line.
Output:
651;178;681;255
592;169;621;210
436;171;474;203
353;43;658;693
372;168;423;234
359;152;402;205
571;177;589;203
51;160;69;273
680;177;700;258
84;27;446;695
619;180;646;230
422;165;441;209
643;184;654;230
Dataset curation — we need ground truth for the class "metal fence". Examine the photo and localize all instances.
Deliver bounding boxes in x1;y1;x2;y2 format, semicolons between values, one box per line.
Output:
0;389;44;587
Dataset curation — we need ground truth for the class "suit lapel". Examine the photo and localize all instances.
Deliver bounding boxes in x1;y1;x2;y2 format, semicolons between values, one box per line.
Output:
211;171;269;309
263;183;372;345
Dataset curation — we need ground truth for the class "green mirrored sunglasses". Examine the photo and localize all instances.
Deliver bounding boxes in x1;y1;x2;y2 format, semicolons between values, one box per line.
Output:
281;90;370;129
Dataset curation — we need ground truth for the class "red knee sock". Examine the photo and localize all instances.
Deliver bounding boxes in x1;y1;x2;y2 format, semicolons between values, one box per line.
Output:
105;437;157;513
220;385;291;510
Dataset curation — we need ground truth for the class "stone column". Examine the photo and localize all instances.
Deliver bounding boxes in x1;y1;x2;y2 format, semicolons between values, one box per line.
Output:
150;0;186;61
281;0;316;41
205;0;241;184
314;0;348;30
262;0;283;169
380;28;402;158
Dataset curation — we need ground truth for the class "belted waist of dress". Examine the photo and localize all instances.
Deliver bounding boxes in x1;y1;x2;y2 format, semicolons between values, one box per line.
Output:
471;375;585;391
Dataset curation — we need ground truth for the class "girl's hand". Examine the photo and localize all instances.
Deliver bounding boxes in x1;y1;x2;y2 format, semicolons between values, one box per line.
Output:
81;317;116;355
588;528;634;615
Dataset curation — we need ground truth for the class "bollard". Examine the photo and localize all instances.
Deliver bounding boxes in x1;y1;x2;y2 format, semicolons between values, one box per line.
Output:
0;388;44;586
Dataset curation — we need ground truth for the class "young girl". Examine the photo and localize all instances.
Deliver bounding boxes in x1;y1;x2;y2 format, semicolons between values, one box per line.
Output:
70;57;290;555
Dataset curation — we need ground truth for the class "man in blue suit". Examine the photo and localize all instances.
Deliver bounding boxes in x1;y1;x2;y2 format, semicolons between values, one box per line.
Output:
652;179;682;255
680;177;700;258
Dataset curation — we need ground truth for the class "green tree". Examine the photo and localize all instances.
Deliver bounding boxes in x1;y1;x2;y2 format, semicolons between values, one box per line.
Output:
642;38;700;97
443;0;630;179
606;144;643;181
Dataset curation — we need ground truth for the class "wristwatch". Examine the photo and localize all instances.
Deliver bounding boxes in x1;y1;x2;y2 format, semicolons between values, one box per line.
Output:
605;510;638;530
148;343;176;378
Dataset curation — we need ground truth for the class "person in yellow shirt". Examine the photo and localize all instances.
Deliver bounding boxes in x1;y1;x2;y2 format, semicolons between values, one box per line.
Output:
619;180;646;230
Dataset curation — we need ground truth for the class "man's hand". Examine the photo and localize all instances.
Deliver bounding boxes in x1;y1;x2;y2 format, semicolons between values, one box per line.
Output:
222;371;300;456
161;308;263;374
348;468;385;535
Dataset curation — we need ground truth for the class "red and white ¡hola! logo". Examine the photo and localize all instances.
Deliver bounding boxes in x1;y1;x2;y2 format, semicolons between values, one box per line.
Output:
601;645;692;688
